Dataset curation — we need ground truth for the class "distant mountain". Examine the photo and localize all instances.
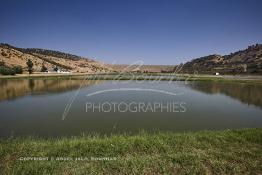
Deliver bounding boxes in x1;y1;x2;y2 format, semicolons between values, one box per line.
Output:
0;43;110;73
180;44;262;74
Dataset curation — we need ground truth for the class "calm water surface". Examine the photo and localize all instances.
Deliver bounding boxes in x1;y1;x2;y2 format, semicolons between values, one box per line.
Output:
0;78;261;137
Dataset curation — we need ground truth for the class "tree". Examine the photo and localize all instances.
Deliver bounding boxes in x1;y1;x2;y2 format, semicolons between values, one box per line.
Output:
53;66;58;72
1;52;7;57
12;66;23;74
26;59;33;74
41;62;47;72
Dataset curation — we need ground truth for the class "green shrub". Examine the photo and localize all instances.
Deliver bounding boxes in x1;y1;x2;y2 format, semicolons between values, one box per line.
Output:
0;66;15;75
12;65;23;74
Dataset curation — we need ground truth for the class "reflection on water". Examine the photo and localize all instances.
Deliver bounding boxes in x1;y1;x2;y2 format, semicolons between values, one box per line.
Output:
187;82;262;108
1;79;261;108
0;79;103;101
0;79;261;138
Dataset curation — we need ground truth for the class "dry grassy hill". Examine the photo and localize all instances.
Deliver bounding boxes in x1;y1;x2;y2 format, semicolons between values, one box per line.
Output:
0;44;111;73
1;43;261;75
180;44;262;74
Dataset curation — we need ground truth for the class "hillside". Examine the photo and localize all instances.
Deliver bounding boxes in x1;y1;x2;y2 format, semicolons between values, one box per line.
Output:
180;44;262;74
1;43;262;75
108;64;174;73
0;43;110;73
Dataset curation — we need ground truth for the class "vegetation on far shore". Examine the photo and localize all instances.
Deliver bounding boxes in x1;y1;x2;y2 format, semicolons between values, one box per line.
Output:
0;128;261;174
0;60;23;75
1;73;262;85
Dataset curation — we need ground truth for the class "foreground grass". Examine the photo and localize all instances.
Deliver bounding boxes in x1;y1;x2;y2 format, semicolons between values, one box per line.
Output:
0;128;262;175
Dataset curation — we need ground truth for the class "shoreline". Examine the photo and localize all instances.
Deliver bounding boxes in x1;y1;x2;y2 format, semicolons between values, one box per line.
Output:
1;73;262;84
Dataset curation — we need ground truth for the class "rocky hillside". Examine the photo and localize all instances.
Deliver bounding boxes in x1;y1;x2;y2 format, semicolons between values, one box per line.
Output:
180;44;262;74
0;43;110;73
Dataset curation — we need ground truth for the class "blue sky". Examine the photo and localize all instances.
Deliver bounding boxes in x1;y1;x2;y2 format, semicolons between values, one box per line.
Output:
0;0;262;65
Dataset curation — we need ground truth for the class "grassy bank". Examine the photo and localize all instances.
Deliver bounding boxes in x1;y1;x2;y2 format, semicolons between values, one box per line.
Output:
1;73;262;84
0;128;261;174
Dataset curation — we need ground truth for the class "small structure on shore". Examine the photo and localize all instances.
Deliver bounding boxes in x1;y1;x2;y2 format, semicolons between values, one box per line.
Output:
215;72;220;76
57;69;71;74
46;68;71;74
